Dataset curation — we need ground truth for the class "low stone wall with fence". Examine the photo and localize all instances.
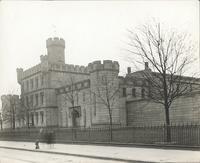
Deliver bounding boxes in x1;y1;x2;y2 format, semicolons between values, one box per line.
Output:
0;124;199;146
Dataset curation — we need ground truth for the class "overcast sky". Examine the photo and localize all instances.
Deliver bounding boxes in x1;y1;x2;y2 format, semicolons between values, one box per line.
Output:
0;1;199;106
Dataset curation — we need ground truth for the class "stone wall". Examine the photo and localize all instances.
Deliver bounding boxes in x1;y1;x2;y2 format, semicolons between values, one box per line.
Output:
127;91;200;126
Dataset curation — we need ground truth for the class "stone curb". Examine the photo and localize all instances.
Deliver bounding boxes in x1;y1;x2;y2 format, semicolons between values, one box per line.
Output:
1;139;200;151
55;140;200;151
0;146;155;163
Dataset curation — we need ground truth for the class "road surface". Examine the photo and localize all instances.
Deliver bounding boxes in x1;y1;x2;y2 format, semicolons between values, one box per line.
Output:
0;148;128;163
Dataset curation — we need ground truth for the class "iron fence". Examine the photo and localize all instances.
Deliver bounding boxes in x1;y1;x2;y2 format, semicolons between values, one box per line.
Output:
0;124;199;146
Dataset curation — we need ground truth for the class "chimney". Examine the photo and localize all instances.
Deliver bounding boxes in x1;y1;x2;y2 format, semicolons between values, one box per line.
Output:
127;67;131;74
145;62;149;70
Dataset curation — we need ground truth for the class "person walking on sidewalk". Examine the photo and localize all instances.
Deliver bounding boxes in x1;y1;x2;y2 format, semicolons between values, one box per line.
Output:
35;139;39;149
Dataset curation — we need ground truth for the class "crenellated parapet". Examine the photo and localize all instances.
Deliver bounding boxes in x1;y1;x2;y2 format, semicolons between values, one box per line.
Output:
1;94;20;106
17;64;42;80
88;60;119;73
46;37;65;48
49;63;89;74
40;55;48;62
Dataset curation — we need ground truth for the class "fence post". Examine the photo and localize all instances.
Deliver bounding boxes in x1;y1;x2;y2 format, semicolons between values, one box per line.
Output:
88;127;91;143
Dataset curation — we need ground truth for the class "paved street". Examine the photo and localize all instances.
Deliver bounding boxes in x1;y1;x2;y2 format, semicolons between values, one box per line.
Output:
0;148;125;163
0;141;200;162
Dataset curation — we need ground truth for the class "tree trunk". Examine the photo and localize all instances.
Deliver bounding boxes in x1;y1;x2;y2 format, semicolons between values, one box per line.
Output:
27;113;30;128
109;110;113;142
164;105;171;142
12;109;15;130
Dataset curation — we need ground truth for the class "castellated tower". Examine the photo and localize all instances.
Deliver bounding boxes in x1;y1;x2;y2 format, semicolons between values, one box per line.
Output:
16;68;23;84
88;60;120;125
46;37;65;64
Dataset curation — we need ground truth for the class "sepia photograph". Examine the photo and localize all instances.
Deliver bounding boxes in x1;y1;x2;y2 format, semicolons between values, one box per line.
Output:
0;0;199;162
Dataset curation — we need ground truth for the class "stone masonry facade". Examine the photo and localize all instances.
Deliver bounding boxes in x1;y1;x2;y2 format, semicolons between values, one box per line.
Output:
1;37;200;129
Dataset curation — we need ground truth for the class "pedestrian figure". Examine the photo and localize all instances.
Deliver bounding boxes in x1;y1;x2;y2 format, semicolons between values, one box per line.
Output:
35;139;40;149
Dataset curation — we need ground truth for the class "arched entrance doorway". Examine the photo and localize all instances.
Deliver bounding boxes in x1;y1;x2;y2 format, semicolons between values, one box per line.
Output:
71;109;80;127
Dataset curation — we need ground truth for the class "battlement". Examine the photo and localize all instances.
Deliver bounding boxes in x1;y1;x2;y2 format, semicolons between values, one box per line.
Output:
46;37;65;48
40;55;48;62
17;64;42;80
88;60;119;73
1;94;20;103
49;63;89;74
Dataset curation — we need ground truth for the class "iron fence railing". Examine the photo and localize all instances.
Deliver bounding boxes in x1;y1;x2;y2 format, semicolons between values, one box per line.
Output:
0;124;199;146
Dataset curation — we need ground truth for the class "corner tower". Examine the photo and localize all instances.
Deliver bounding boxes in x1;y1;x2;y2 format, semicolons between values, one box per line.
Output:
88;60;120;125
46;37;65;64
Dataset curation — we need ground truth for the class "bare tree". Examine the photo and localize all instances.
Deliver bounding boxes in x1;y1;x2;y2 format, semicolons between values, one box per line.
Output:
63;77;81;128
17;100;31;128
1;95;20;129
55;76;81;128
127;22;198;142
91;73;119;141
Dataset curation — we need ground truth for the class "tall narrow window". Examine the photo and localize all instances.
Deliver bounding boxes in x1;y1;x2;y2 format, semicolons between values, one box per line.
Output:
26;80;29;91
41;75;44;86
84;108;86;127
132;88;136;97
35;77;39;88
93;94;96;116
122;88;126;97
40;92;44;105
31;79;34;89
35;94;38;106
22;83;24;92
30;95;33;106
141;88;145;98
76;92;79;104
26;96;29;107
35;112;38;124
66;112;68;127
83;92;85;102
40;111;44;124
31;113;34;126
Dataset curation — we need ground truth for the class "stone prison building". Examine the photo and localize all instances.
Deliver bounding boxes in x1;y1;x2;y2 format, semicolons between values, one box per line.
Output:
1;37;200;129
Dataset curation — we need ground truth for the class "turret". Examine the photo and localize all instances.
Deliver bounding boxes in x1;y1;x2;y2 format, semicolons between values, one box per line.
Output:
88;60;119;92
88;60;120;124
88;60;119;73
46;37;65;64
16;68;23;84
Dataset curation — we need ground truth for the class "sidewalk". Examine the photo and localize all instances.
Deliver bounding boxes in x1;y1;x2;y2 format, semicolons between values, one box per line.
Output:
0;141;200;162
